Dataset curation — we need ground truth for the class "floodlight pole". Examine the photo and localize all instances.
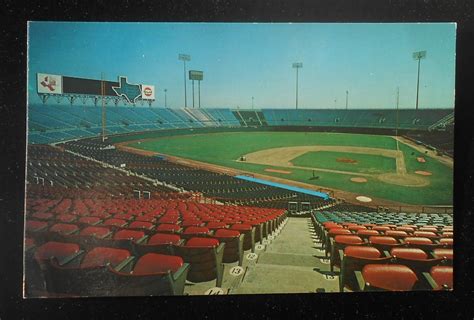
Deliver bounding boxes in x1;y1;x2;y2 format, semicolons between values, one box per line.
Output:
101;73;106;143
198;80;201;108
292;62;303;110
179;54;191;108
164;89;167;108
413;50;426;110
345;90;349;110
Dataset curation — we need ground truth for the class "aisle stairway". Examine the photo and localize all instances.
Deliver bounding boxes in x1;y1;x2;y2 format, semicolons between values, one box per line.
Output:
232;217;339;293
183;217;338;295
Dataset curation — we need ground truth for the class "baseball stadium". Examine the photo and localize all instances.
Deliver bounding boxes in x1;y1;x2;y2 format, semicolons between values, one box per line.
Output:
24;23;455;296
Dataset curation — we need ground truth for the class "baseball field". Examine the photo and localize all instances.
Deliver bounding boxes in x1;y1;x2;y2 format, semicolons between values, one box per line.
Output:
115;131;453;206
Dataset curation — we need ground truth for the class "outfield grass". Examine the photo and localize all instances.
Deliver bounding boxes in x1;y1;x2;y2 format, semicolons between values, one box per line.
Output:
291;151;396;174
127;131;452;205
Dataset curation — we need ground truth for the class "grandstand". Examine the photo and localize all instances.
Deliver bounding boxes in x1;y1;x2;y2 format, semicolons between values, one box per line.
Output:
24;103;454;297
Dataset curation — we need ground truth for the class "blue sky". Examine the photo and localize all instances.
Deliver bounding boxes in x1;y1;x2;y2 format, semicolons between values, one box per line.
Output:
28;22;456;109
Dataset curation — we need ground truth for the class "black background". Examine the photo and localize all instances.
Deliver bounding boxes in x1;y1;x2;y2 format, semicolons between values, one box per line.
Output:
1;0;474;319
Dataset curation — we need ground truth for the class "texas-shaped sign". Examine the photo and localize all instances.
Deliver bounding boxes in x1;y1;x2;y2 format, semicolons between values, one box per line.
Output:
112;76;142;103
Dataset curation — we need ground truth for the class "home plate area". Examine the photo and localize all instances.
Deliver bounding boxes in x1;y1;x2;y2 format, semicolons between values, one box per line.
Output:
185;217;339;295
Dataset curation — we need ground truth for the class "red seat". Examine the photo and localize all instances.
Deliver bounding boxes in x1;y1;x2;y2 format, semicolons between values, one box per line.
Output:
413;231;438;239
183;226;210;236
134;215;156;223
32;212;54;221
103;218;128;228
174;237;225;286
368;236;402;251
348;225;367;232
356;229;379;238
80;226;111;239
49;223;79;235
213;229;244;265
34;241;82;265
372;226;391;233
133;253;184;274
156;224;182;234
385;230;408;238
25;238;35;251
114;229;146;242
390;248;428;260
148;233;181;245
339;246;391;292
128;221;154;230
441;232;453;238
113;213;134;221
359;264;419;291
26;220;48;233
432;248;453;260
395;226;414;233
56;214;76;223
230;224;255;251
80;247;132;269
206;221;228;230
185;237;219;247
439;238;453;247
428;266;453;290
330;235;365;271
181;220;203;227
214;229;240;238
78;216;102;226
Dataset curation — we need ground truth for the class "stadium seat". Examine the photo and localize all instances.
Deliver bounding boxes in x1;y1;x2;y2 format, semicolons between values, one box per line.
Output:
432;248;453;262
102;218;128;229
330;235;365;271
77;216;103;226
174;237;225;287
182;226;211;240
80;226;112;239
206;221;228;231
339;246;392;292
423;266;453;290
213;229;244;265
111;253;190;295
134;233;183;256
368;236;403;251
56;214;77;223
438;238;453;248
230;224;255;252
403;237;439;251
355;229;379;240
42;247;135;296
155;223;183;234
390;248;445;275
34;241;83;267
355;264;419;291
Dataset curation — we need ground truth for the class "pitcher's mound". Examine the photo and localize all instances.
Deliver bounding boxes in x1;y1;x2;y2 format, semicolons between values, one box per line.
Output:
415;170;432;176
337;157;357;164
350;177;367;183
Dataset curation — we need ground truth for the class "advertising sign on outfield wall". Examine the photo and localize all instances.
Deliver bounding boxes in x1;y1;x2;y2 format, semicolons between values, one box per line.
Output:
141;84;155;100
37;73;63;94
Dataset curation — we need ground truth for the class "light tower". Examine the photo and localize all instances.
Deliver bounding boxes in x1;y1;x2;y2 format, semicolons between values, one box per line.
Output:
412;50;426;110
292;62;303;109
164;89;167;108
178;54;191;108
345;90;349;110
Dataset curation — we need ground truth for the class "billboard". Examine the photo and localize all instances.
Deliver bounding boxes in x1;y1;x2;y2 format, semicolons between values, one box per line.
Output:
189;70;203;81
62;76;119;96
141;84;155;100
37;73;63;94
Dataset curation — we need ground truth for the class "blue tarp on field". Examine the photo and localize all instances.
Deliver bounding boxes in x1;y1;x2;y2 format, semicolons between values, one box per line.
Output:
234;175;330;200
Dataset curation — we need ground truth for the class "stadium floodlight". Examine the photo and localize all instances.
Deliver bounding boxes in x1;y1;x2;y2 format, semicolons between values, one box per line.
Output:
178;54;191;108
412;50;427;110
292;62;303;109
164;89;167;108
